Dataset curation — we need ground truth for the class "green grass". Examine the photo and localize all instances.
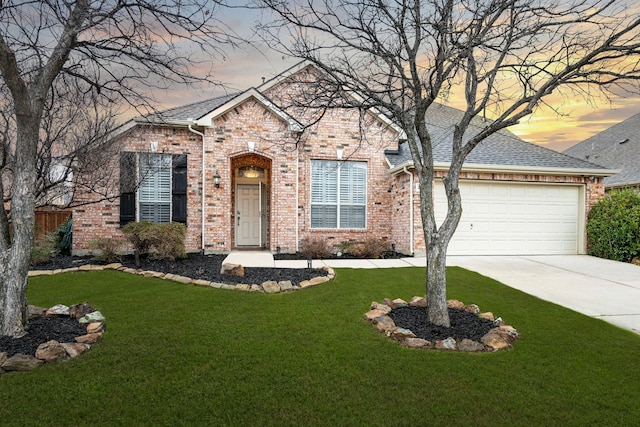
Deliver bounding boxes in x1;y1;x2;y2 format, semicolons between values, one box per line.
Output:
2;267;639;426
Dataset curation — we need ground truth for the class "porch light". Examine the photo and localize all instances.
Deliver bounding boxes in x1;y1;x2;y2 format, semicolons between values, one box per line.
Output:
213;172;221;188
244;167;260;179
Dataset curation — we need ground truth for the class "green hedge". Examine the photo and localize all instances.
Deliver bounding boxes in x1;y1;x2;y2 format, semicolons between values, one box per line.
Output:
122;221;187;260
587;189;640;263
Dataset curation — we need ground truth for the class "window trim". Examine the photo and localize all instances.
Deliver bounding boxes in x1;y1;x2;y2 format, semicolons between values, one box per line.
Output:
310;159;367;229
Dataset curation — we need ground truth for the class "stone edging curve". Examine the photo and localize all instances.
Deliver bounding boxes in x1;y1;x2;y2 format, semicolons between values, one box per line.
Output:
365;297;520;352
28;263;336;294
0;302;105;374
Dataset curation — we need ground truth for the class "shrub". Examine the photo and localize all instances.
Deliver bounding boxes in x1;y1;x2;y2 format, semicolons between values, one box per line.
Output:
53;218;72;255
587;189;640;263
300;237;332;259
122;221;187;260
90;237;124;263
31;232;56;265
350;237;390;259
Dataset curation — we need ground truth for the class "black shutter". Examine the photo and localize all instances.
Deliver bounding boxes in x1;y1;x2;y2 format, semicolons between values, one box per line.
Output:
119;152;136;226
172;154;187;224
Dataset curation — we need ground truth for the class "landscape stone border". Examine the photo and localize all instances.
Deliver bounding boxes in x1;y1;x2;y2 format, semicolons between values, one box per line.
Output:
28;263;336;293
365;297;520;352
0;302;105;374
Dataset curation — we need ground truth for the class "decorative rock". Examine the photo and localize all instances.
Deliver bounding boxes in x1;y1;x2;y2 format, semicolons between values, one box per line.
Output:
35;340;67;362
464;304;480;314
435;337;457;350
61;343;90;358
0;352;6;368
235;284;251;292
391;327;416;339
46;304;70;317
479;312;495;321
28;270;53;277
2;353;44;371
75;332;103;344
60;267;79;274
209;282;224;289
192;279;212;287
28;305;46;319
69;302;95;320
458;339;485;352
493;325;520;344
364;309;389;320
382;298;397;309
262;281;280;294
392;298;408;308
480;330;510;351
104;263;123;270
408;296;427;307
250;284;263;292
219;284;236;291
79;311;105;324
370;301;392;314
373;316;397;334
172;275;192;284
446;299;465;310
220;263;244;277
403;337;432;348
278;281;293;291
86;322;105;334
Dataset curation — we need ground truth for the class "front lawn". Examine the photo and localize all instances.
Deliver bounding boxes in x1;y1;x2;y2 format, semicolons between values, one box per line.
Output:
2;267;639;426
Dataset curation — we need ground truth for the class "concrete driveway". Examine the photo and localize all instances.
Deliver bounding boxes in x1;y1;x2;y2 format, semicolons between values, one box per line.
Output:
446;255;640;335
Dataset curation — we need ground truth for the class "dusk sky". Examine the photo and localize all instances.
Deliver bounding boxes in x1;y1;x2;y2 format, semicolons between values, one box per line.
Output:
151;3;640;153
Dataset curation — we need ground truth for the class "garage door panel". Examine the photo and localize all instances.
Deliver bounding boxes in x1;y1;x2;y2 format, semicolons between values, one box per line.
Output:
435;181;580;255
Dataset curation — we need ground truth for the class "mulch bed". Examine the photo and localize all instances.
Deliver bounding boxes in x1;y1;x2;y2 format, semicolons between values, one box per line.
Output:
389;306;495;342
32;252;328;286
0;317;87;358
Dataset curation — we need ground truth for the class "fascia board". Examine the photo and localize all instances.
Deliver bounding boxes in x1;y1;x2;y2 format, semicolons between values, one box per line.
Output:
389;160;618;177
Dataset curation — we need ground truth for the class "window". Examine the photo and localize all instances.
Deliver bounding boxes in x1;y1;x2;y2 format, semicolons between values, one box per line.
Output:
139;154;172;223
311;160;366;228
119;153;187;226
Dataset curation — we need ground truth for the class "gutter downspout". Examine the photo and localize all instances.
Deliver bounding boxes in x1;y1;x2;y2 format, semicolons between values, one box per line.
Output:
188;124;206;252
403;166;414;254
295;144;300;252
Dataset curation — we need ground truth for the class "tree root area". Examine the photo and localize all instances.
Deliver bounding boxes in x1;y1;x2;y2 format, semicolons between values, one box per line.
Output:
389;306;495;342
0;317;87;357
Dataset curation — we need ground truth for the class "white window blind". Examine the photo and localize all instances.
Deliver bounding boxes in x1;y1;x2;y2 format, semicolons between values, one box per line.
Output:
311;160;366;229
139;154;172;223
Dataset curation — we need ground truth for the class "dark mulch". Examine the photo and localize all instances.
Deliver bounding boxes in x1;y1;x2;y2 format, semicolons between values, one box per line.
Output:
388;306;495;342
32;252;327;286
0;317;87;358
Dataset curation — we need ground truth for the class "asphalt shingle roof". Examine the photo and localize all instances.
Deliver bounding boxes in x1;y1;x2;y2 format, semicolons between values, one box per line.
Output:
385;103;608;171
564;112;640;187
136;92;242;124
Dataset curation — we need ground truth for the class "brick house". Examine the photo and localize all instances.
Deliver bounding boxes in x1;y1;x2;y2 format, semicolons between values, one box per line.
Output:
72;62;613;256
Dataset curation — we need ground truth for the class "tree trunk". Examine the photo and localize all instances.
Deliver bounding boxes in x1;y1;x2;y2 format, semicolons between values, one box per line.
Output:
0;124;39;338
425;235;450;327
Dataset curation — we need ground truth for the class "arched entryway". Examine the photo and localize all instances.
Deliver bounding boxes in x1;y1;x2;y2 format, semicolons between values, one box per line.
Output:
231;154;272;248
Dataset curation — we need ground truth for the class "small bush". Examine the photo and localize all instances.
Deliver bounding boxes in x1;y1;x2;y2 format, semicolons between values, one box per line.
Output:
300;237;332;259
90;237;124;263
122;221;187;260
31;231;57;265
350;237;390;259
587;189;640;263
54;218;72;255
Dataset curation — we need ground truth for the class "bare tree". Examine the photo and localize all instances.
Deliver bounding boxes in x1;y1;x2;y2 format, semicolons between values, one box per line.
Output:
257;0;640;326
0;0;232;338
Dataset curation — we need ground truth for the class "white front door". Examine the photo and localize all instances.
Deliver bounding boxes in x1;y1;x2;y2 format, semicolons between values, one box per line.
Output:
236;184;261;246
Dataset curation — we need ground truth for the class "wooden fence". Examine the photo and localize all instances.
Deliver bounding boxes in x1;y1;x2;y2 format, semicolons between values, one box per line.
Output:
35;210;72;237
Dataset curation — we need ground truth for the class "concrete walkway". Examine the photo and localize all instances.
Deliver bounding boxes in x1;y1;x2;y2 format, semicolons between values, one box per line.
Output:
225;251;640;334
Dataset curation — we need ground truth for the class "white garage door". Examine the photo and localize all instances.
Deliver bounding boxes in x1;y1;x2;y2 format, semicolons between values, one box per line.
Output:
435;181;581;255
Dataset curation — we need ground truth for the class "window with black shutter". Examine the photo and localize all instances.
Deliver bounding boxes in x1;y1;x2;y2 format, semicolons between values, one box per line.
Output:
172;154;187;224
119;152;136;226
